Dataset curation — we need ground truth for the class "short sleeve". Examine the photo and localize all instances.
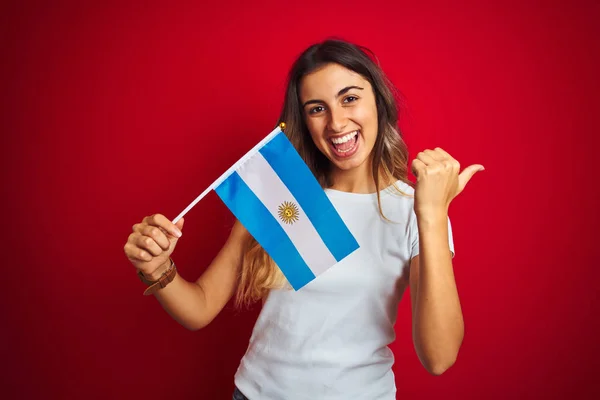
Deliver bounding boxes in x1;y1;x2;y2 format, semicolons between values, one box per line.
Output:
410;212;455;260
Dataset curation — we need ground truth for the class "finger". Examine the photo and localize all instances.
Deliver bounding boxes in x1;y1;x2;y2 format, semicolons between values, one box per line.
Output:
432;148;460;170
124;242;153;262
143;214;182;238
423;149;444;161
416;151;437;166
458;164;485;191
133;232;164;257
411;159;427;177
175;217;184;232
433;147;453;160
132;222;152;235
139;225;170;251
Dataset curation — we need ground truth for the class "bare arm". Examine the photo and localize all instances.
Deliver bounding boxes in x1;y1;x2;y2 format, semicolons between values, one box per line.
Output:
409;213;464;376
408;146;482;375
153;220;248;330
124;214;249;331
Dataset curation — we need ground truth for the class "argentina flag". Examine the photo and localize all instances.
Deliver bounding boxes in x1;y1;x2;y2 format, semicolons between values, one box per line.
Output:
174;125;359;290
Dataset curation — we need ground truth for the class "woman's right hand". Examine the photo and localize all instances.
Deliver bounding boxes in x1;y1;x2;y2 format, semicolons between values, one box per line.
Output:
124;213;184;280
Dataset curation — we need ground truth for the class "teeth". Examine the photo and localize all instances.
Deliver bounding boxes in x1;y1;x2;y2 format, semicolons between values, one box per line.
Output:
331;130;358;144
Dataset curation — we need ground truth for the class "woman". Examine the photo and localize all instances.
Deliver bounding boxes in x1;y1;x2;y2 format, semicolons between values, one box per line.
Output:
124;39;483;399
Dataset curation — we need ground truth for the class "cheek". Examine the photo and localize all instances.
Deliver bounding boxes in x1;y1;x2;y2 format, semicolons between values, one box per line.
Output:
351;101;377;124
358;104;379;135
359;105;377;125
306;121;326;145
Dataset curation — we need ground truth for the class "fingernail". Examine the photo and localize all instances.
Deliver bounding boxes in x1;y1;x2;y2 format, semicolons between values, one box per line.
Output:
479;166;485;171
173;229;182;237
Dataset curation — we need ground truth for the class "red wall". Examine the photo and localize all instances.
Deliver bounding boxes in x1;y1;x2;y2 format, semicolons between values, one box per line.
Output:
3;1;599;399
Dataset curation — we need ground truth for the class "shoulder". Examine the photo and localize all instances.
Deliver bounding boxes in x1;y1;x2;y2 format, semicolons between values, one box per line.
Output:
389;180;415;196
381;180;415;208
364;179;416;228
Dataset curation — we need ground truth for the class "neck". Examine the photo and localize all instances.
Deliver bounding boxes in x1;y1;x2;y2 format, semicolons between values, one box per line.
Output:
328;157;385;194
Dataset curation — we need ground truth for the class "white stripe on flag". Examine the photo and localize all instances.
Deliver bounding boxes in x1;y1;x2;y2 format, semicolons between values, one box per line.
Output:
237;152;337;277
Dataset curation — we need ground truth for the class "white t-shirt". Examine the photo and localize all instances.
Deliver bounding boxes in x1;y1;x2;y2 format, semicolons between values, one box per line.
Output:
234;180;455;399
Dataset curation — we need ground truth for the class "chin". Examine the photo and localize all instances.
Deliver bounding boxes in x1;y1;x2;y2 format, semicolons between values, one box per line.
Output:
327;150;370;172
333;156;364;170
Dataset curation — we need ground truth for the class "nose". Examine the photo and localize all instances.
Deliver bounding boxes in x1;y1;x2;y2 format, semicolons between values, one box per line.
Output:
327;106;348;133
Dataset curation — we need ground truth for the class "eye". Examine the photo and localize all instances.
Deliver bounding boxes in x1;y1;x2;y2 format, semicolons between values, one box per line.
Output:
344;95;358;103
308;105;325;115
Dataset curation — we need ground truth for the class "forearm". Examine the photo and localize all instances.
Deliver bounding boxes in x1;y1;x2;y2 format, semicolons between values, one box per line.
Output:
147;269;210;331
413;212;464;374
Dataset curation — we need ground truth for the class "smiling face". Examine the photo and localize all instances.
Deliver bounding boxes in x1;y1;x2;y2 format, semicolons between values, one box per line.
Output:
299;63;379;175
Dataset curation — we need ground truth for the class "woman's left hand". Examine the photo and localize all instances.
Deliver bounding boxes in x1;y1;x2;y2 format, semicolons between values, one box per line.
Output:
411;147;484;218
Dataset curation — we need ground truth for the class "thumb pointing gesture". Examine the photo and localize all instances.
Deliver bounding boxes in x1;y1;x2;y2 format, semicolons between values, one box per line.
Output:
458;164;485;193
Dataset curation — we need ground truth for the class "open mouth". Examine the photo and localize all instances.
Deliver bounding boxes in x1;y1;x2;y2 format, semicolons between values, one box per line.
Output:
329;130;360;157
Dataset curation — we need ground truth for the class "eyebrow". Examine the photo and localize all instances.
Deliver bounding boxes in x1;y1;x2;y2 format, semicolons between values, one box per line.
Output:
302;86;364;108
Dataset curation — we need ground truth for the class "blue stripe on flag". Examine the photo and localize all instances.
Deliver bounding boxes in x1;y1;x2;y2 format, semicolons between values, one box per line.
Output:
259;132;359;261
215;171;316;290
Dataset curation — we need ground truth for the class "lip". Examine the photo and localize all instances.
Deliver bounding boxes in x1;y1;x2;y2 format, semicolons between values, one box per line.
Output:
327;130;359;140
327;130;360;159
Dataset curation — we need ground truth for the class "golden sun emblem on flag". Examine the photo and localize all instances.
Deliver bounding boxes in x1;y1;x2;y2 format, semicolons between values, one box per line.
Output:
278;201;300;225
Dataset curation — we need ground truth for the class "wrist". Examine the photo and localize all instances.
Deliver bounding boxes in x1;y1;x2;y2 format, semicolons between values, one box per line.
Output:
137;258;178;296
416;208;448;226
143;258;173;281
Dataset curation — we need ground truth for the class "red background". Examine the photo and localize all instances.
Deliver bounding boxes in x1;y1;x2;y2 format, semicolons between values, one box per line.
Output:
2;0;599;399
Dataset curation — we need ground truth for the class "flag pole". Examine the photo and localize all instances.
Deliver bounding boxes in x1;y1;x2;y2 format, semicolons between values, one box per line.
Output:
172;184;213;224
171;123;286;224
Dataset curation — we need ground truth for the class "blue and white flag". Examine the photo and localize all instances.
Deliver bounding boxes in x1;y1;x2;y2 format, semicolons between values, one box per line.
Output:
174;125;359;290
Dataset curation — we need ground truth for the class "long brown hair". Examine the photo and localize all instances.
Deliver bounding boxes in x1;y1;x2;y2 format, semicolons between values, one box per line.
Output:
235;38;412;308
